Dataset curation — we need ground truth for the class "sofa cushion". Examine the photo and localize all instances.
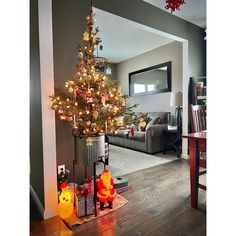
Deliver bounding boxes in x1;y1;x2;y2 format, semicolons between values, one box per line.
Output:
114;130;130;138
129;131;145;142
146;116;160;130
148;112;170;124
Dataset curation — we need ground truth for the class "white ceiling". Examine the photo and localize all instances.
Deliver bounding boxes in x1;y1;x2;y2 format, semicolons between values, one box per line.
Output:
95;8;174;63
94;0;206;64
143;0;206;28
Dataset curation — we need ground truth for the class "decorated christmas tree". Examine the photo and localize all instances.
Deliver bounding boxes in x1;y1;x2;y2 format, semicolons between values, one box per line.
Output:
50;4;137;137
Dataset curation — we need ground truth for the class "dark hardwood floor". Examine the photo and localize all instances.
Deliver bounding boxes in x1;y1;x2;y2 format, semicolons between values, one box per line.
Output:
30;159;206;236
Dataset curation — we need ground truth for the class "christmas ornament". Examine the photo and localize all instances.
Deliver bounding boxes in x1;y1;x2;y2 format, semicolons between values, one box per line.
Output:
86;137;93;146
165;0;185;13
121;98;126;107
94;74;99;81
117;86;121;94
83;31;90;41
85;89;93;103
76;88;82;95
91;123;96;128
86;120;91;126
101;95;106;106
93;110;98;119
78;52;83;58
68;87;74;93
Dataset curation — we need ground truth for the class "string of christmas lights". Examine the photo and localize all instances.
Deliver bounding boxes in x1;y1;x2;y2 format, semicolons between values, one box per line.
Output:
50;4;137;137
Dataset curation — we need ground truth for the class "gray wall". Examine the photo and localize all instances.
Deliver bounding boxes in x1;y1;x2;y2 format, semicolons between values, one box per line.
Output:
117;41;182;114
30;0;45;207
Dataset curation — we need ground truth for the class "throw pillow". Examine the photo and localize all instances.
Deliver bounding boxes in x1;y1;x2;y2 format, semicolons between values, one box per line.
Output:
138;118;147;131
145;116;160;130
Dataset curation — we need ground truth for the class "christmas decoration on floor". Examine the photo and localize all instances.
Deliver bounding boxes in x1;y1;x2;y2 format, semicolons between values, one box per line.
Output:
57;182;74;219
165;0;185;13
97;169;116;211
62;194;128;230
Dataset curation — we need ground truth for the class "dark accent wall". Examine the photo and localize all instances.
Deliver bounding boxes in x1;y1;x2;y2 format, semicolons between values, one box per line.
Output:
52;0;92;183
30;0;45;207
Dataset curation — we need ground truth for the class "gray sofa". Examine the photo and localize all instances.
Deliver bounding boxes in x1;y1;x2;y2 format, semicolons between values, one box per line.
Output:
107;112;170;154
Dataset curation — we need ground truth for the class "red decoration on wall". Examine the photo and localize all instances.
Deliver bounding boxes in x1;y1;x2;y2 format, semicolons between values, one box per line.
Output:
165;0;185;13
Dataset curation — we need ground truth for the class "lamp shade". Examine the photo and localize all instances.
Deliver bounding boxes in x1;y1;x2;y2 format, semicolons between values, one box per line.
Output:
170;91;182;107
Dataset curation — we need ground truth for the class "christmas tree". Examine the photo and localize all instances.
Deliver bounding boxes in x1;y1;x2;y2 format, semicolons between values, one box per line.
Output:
50;4;137;137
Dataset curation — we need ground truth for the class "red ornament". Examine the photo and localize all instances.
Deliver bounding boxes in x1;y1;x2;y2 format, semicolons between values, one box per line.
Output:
85;89;93;103
76;88;82;95
165;0;185;13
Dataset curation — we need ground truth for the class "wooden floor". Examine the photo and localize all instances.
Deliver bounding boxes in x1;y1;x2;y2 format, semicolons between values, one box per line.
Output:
30;159;206;236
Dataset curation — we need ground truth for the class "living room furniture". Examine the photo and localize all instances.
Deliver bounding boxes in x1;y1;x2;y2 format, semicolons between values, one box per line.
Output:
170;91;183;130
107;112;170;154
162;129;182;157
189;104;207;183
182;131;206;208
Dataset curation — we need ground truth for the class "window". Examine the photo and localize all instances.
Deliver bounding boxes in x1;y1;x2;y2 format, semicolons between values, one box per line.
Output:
134;84;146;93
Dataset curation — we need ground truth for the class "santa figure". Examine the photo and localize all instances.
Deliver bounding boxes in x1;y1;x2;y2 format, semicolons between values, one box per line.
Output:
97;169;116;210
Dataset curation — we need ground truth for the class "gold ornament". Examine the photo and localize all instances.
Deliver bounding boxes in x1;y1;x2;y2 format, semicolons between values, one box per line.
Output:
83;31;89;41
117;86;121;94
86;120;91;126
93;110;98;119
68;87;73;93
86;137;93;146
122;98;126;107
101;95;106;105
94;74;99;82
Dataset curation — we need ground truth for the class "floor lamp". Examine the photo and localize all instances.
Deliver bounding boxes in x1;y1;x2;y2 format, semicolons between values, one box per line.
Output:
170;91;183;130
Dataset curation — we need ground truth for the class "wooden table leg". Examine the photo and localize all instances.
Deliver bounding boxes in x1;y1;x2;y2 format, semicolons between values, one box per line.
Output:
189;139;199;208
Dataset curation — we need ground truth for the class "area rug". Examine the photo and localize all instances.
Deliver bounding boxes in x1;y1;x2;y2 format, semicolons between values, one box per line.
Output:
63;194;128;230
96;144;178;177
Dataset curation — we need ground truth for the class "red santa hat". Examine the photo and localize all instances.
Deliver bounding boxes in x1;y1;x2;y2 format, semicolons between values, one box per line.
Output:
103;169;110;174
60;182;68;189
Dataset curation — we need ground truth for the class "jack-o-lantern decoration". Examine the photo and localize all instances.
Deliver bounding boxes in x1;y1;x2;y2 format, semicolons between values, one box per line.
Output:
57;182;74;219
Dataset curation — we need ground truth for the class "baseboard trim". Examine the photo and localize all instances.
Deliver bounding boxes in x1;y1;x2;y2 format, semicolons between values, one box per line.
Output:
30;185;44;219
181;154;189;159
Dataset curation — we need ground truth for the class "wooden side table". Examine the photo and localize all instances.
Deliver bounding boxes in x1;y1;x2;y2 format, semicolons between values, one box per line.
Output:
162;129;182;158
